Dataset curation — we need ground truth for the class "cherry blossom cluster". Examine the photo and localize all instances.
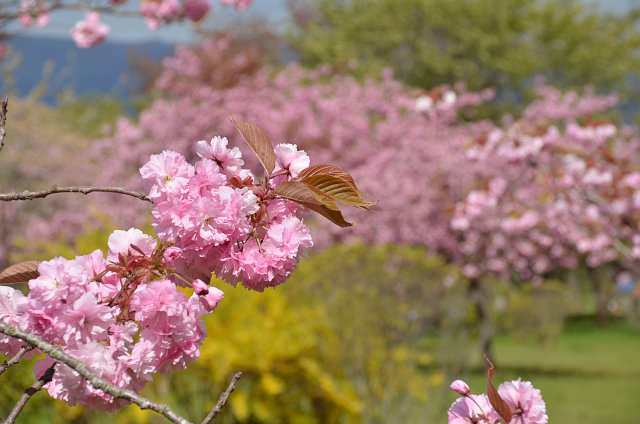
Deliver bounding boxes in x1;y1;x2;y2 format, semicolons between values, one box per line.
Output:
0;0;255;54
0;228;223;410
448;379;548;424
139;136;313;291
70;12;110;48
450;86;640;280
0;112;368;412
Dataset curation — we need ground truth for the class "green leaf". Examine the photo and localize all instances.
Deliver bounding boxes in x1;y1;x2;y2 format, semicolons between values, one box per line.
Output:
230;118;276;175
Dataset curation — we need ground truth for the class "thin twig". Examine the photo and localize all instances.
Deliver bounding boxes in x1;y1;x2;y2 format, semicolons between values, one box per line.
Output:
201;372;243;424
0;321;191;424
0;185;151;203
0;345;33;376
0;97;7;154
3;364;56;424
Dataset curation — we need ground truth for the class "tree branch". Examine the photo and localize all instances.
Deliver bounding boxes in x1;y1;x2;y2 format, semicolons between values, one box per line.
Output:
0;1;141;21
0;185;151;203
0;321;241;424
201;372;243;424
0;345;33;376
2;364;56;424
0;321;191;424
0;97;7;154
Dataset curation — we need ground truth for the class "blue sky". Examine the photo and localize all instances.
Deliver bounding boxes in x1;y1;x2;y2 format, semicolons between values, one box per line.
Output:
16;0;288;43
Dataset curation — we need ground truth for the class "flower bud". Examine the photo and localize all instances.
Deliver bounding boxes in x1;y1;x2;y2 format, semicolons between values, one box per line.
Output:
192;278;209;295
449;380;470;396
163;246;182;267
192;279;224;312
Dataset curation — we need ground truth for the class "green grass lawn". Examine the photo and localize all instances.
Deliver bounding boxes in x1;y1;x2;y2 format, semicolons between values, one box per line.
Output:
461;318;640;424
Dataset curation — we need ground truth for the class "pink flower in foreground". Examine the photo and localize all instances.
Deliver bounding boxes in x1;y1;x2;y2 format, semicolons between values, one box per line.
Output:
448;394;500;424
217;215;313;291
196;136;244;177
130;279;187;325
274;143;310;179
35;342;128;411
192;279;224;312
61;292;113;345
107;228;157;261
163;246;182;266
262;215;313;259
70;12;109;48
0;224;232;410
498;379;548;424
0;287;29;356
449;379;470;396
139;150;195;202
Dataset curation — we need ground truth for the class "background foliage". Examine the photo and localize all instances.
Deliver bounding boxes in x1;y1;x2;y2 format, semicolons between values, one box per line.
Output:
290;0;640;107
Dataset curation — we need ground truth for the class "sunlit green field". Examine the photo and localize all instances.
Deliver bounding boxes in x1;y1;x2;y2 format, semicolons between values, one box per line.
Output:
460;318;640;424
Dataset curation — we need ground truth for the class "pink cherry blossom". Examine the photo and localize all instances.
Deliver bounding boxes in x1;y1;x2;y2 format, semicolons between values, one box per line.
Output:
163;246;183;266
0;287;29;356
191;279;224;312
0;223;241;410
34;342;129;411
273;143;310;179
139;150;195;202
70;12;109;48
196;136;244;177
61;292;113;345
448;394;500;424
498;379;548;424
107;228;158;261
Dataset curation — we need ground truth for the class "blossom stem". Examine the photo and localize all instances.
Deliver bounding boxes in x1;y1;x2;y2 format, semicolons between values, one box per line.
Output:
467;394;489;420
268;170;289;180
170;271;193;286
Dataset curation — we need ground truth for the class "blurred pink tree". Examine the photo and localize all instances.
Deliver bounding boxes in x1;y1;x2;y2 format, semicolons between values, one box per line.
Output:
0;0;254;55
15;38;640;288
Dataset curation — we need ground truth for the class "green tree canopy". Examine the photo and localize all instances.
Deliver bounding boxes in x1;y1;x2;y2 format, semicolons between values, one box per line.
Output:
289;0;640;96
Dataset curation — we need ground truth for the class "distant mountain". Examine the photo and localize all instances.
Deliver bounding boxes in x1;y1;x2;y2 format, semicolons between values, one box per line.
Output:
3;35;175;103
